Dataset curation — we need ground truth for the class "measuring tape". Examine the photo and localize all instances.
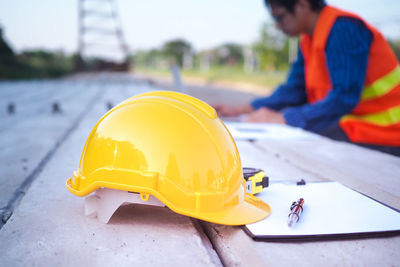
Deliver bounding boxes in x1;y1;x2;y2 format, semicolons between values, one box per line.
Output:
243;168;269;195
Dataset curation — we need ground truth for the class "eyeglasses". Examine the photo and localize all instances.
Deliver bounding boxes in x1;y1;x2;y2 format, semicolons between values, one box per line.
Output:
272;11;289;24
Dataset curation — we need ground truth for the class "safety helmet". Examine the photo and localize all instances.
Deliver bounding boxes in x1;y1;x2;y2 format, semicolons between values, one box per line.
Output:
66;91;270;225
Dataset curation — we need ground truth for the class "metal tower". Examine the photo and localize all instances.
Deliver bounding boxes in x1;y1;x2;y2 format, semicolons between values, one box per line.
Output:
76;0;130;71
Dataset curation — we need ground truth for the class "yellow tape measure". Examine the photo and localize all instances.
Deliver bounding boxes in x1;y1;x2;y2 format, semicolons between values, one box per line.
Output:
243;168;269;195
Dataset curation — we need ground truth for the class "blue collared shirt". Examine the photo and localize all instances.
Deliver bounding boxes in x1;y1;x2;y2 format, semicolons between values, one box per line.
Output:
251;17;373;132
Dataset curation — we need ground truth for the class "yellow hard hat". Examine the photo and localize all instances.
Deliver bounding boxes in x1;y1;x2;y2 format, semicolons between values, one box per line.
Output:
66;91;270;225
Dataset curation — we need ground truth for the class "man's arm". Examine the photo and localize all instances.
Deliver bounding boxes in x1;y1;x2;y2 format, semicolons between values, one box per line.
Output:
251;48;307;111
243;48;306;123
214;50;306;119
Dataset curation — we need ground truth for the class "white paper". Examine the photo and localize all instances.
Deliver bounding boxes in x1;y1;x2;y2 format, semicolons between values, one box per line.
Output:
246;182;400;238
223;121;316;141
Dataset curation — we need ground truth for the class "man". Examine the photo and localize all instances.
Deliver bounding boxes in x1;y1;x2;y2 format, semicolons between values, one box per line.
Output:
214;0;400;156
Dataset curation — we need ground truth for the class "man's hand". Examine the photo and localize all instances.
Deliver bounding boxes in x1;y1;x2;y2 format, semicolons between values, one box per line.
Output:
213;104;254;117
245;107;286;124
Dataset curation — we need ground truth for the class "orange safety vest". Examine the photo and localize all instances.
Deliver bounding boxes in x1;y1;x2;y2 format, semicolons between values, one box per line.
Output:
300;5;400;146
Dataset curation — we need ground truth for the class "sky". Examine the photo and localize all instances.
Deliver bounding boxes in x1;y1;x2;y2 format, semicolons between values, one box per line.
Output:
0;0;399;57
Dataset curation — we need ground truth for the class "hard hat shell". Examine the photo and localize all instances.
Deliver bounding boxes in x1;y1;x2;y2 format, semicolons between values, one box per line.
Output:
66;91;270;225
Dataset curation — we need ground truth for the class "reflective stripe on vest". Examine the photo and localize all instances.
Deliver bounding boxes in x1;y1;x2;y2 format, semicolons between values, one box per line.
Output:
341;105;400;126
362;66;400;101
300;5;400;146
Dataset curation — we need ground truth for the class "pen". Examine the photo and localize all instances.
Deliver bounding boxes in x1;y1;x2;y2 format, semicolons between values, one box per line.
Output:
287;198;304;227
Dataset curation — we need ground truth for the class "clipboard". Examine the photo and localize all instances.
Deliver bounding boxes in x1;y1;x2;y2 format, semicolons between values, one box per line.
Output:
244;182;400;241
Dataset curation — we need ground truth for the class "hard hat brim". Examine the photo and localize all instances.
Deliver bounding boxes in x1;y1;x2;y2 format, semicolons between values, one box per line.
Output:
66;174;271;226
192;193;271;226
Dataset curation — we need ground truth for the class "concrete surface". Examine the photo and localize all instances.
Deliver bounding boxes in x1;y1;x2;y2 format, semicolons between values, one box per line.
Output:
202;133;400;266
0;74;224;266
203;222;400;267
1;72;399;266
0;72;261;227
0;81;98;221
255;138;400;210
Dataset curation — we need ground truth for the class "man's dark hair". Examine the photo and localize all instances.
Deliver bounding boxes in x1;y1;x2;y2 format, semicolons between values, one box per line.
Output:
264;0;326;13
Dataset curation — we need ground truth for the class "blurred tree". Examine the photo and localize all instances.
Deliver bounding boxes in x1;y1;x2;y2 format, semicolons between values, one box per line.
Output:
0;27;15;63
132;49;166;68
18;50;74;78
388;39;400;61
0;27;28;79
161;39;192;67
0;27;18;78
216;43;244;66
1;26;75;79
253;23;289;71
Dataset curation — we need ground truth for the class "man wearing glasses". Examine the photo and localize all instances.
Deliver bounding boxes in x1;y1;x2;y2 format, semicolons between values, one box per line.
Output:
214;0;400;156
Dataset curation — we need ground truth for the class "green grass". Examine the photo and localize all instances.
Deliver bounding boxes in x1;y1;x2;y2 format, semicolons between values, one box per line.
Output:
135;66;287;91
